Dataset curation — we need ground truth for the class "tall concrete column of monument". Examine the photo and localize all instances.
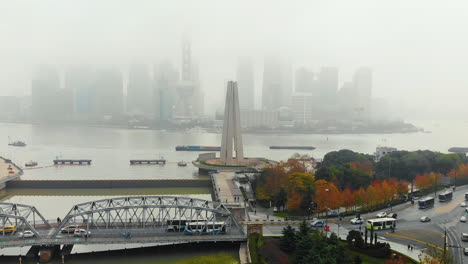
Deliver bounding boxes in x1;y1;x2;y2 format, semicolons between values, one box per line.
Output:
220;81;244;165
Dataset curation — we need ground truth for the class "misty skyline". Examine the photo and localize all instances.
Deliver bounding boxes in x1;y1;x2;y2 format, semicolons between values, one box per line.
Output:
1;0;468;118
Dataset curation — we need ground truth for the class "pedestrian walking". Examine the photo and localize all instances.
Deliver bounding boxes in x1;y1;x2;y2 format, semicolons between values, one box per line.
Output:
407;244;410;250
254;210;256;215
267;214;269;220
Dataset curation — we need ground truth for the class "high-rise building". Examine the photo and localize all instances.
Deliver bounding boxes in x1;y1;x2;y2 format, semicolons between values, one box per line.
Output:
127;64;152;115
353;68;372;120
291;93;314;125
94;68;124;117
154;62;179;122
294;67;316;94
65;66;95;118
262;57;292;110
31;67;61;121
318;67;339;107
236;58;255;110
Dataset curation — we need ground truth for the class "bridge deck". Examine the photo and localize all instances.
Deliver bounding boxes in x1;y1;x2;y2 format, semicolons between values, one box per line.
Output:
0;232;245;248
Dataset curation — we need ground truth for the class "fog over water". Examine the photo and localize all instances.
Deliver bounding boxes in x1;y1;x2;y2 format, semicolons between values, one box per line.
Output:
1;0;468;117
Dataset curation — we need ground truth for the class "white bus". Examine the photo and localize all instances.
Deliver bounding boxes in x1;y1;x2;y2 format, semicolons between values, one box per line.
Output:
366;218;396;230
183;221;227;235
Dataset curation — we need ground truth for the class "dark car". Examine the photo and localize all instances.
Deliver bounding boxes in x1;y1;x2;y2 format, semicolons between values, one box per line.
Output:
388;213;397;219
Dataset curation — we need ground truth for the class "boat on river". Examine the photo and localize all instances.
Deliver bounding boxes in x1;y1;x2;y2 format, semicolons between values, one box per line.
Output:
8;141;26;147
177;161;188;167
25;161;38;167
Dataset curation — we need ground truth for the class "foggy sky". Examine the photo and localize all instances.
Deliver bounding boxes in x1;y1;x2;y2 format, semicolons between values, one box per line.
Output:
1;0;468;118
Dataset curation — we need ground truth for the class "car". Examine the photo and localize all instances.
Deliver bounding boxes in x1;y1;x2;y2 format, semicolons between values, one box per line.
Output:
462;233;468;242
0;225;16;233
420;216;431;222
311;220;325;227
19;230;35;238
387;213;397;219
350;218;364;224
376;212;387;218
461;216;467;222
464;248;468;256
462;202;467;207
73;229;91;237
61;225;80;234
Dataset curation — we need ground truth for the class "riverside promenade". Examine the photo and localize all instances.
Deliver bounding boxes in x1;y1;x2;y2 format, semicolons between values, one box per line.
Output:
211;171;243;204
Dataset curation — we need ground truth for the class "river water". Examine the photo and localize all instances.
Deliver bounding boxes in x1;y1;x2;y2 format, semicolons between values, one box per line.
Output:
0;120;466;262
0;120;465;181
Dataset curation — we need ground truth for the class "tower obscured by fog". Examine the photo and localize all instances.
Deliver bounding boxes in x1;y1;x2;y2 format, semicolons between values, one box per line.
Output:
154;62;179;122
318;67;339;108
65;66;95;119
94;69;124;117
294;67;317;94
353;68;372;121
127;64;152;115
262;57;292;110
32;67;73;121
174;36;204;119
236;58;255;110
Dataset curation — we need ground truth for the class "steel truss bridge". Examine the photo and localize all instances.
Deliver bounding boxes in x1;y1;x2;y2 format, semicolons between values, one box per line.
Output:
0;196;245;248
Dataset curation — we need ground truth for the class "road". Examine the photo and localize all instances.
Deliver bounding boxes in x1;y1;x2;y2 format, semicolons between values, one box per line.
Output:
253;185;468;263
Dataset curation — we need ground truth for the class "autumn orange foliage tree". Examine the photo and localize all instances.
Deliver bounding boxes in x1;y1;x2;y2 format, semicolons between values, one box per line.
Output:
414;172;442;191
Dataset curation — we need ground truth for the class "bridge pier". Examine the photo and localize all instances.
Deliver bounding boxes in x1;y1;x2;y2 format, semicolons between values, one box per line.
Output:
38;245;60;263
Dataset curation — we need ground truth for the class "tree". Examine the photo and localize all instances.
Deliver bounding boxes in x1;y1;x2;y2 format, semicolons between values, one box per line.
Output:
295;235;314;264
346;230;364;248
280;225;297;253
298;220;311;236
273;188;288;211
314;180;342;213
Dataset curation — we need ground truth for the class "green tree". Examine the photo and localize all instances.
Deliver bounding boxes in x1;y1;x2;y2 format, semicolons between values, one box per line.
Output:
295;235;314;264
273;188;288;211
280;225;297;253
298;220;311;236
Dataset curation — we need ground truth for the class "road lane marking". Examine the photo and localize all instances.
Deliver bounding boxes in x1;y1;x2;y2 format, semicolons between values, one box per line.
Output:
434;198;464;214
386;232;444;250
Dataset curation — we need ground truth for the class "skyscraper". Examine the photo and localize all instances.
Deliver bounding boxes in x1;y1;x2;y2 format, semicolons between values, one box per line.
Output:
353;68;372;120
94;68;124;117
294;67;316;94
262;57;292;110
31;67;61;121
65;66;95;118
318;67;339;108
127;64;152;115
154;62;179;122
236;58;255;110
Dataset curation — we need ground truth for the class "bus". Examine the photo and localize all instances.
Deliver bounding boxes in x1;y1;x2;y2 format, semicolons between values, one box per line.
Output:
438;191;453;202
366;218;396;230
418;197;435;209
183;222;227;235
166;219;206;232
465;192;468;201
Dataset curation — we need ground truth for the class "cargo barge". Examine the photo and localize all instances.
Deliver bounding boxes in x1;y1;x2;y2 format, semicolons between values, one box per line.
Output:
175;146;221;151
269;146;315;150
448;147;468;153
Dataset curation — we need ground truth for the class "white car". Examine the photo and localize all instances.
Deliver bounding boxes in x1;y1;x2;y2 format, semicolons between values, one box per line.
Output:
350;218;364;224
461;216;467;222
461;202;466;207
376;212;387;218
73;229;91;237
20;230;35;238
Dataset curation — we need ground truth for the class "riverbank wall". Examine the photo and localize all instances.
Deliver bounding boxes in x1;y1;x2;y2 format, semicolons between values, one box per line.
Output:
6;179;211;189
